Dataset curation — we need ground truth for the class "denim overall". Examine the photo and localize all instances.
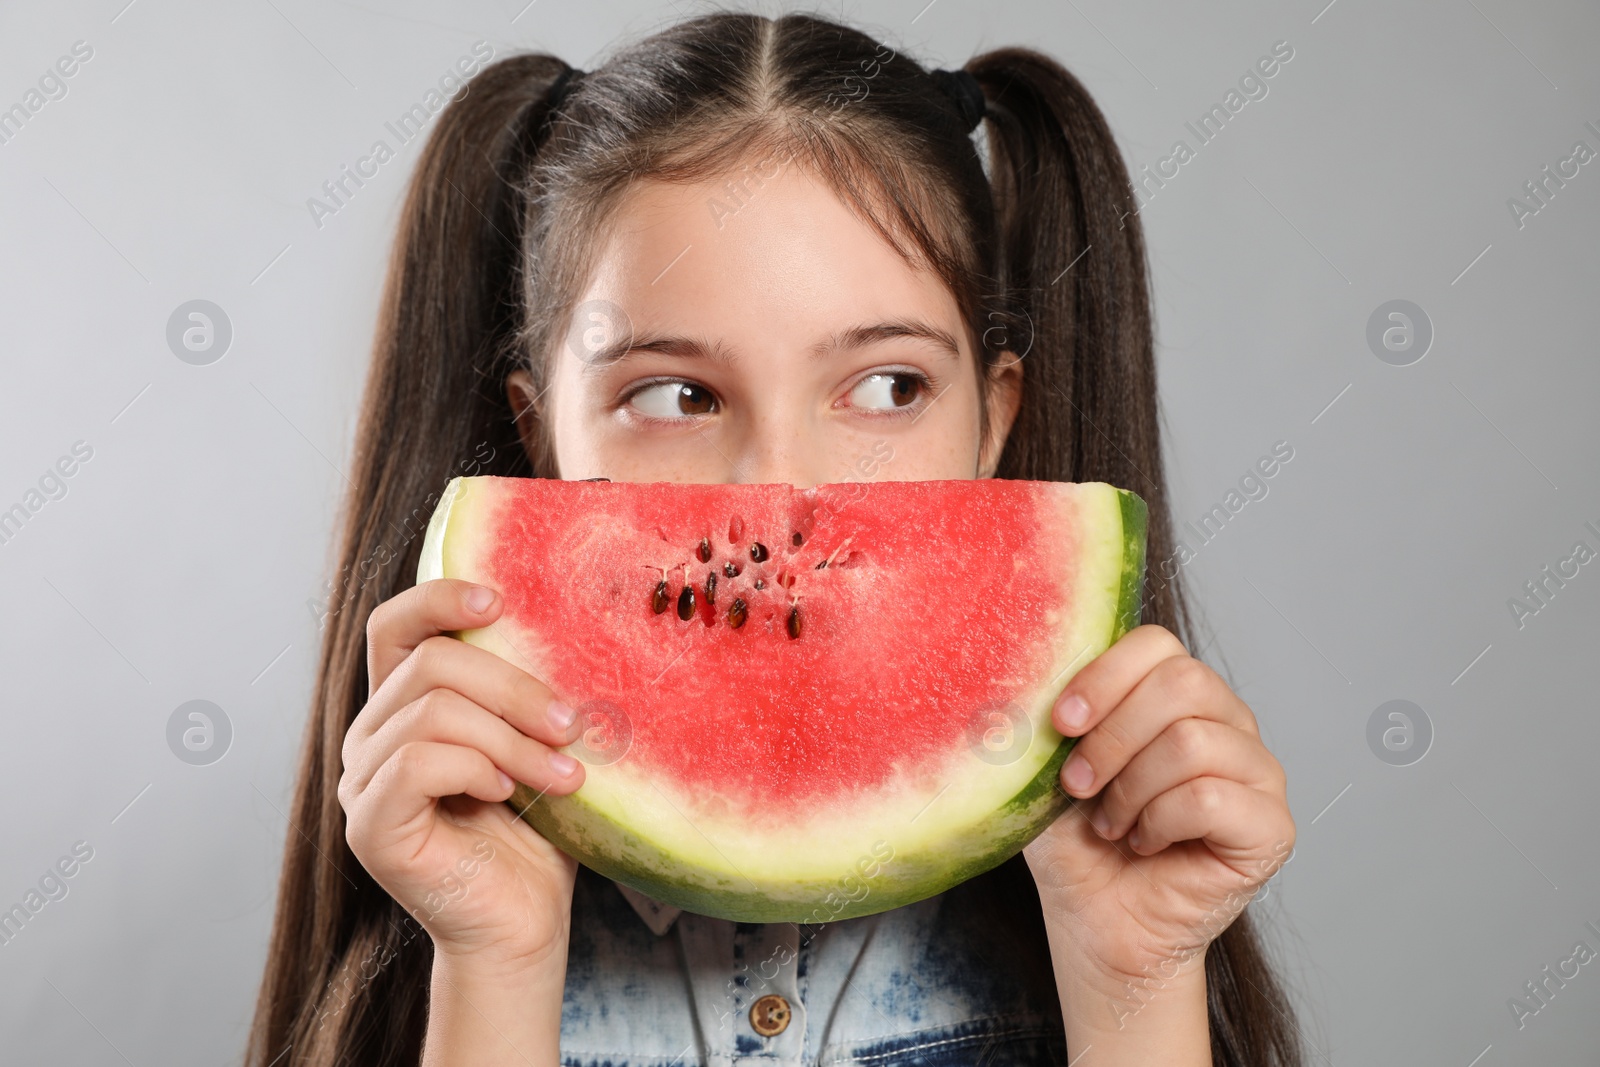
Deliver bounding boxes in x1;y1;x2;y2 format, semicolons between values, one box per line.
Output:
559;864;1069;1066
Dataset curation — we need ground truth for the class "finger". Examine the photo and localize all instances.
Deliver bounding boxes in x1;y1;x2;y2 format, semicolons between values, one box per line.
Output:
349;635;573;759
366;579;503;695
1054;625;1260;741
1051;624;1187;737
346;740;517;854
1091;718;1285;840
346;688;584;798
1125;776;1295;867
1058;653;1256;800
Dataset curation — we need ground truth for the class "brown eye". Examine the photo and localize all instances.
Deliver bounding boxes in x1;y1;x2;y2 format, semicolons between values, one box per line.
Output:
629;381;717;419
848;372;924;410
675;383;715;415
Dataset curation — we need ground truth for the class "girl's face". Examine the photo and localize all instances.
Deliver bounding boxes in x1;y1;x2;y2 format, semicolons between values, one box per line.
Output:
508;164;1022;488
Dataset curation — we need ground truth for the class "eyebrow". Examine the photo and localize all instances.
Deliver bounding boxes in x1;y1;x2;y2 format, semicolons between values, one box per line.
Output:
809;320;963;363
583;319;963;370
585;332;738;370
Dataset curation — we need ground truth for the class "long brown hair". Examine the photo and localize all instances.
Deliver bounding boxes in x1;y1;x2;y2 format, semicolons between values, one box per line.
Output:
247;12;1302;1065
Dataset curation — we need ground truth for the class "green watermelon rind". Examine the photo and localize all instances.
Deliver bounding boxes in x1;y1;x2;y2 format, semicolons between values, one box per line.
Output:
420;477;1148;924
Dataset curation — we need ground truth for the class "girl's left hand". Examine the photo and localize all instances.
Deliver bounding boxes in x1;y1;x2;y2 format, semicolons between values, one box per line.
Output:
1022;623;1295;995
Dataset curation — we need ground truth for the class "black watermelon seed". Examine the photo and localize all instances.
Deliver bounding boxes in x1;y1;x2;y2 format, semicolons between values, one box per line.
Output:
754;578;765;590
652;580;669;614
750;542;769;562
792;531;803;546
696;537;712;563
723;561;741;579
815;559;828;569
677;584;695;621
728;598;748;629
787;604;802;639
580;476;611;481
706;572;718;605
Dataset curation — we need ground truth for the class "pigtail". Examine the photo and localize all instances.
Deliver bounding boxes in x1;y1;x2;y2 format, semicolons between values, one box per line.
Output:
244;55;577;1067
969;48;1303;1067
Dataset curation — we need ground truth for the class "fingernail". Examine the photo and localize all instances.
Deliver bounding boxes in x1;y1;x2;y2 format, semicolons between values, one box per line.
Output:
1062;753;1094;793
548;699;576;730
466;586;495;613
1090;805;1111;837
496;769;514;792
1127;826;1143;851
550;752;579;776
1058;693;1090;734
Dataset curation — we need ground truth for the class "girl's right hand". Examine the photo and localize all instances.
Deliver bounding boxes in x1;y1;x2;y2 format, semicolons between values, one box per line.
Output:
338;578;587;977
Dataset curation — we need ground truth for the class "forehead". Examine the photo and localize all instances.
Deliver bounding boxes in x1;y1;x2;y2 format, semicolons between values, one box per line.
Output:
580;165;963;344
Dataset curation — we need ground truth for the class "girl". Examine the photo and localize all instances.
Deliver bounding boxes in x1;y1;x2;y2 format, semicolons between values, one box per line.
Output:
248;12;1301;1066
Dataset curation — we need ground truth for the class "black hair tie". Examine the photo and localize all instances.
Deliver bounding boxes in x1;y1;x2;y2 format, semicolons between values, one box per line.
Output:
548;65;584;108
930;67;986;133
522;65;582;144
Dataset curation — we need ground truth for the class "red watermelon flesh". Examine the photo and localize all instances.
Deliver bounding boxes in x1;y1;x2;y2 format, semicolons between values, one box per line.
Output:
419;476;1146;923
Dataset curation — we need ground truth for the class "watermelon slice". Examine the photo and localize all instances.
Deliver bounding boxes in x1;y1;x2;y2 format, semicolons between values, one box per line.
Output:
418;476;1145;923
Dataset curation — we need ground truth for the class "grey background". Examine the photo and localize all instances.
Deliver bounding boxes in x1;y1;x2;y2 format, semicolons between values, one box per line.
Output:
1;0;1596;1063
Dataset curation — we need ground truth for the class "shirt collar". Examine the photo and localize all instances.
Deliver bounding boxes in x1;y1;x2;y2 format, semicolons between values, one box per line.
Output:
614;880;683;936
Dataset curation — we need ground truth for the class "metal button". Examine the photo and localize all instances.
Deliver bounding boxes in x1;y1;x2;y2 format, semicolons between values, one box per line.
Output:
749;993;791;1036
